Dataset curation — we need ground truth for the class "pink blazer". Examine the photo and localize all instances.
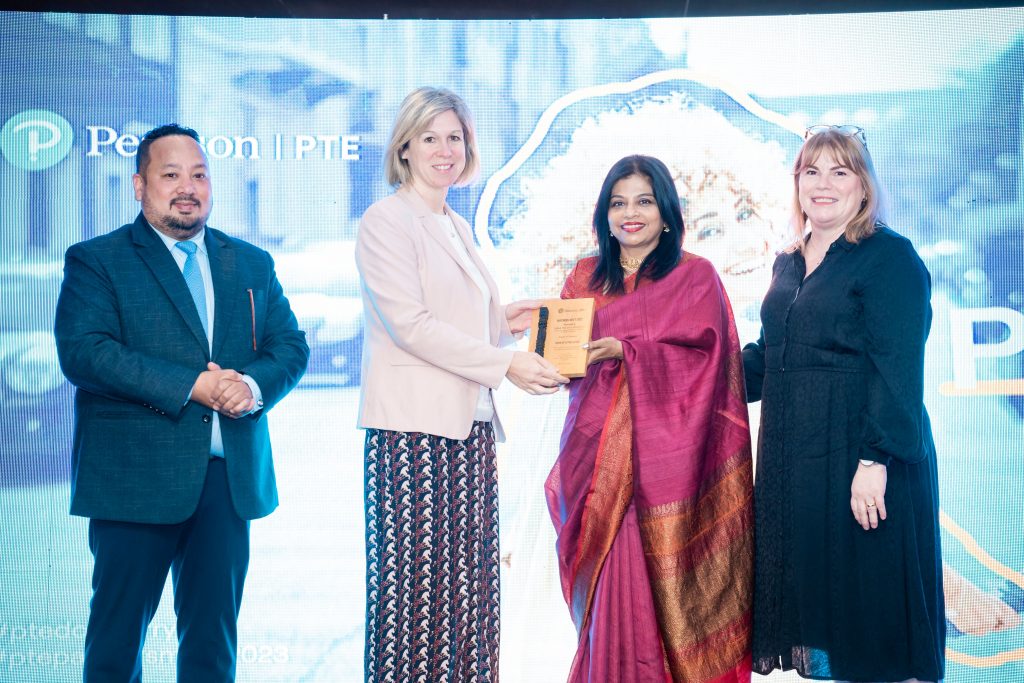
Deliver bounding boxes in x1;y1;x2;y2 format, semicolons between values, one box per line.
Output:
355;188;516;440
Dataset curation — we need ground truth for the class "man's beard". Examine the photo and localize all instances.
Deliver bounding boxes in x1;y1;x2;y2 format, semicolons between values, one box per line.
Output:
163;212;205;236
146;196;208;237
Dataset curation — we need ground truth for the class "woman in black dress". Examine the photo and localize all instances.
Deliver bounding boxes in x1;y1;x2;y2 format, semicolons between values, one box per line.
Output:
743;126;944;682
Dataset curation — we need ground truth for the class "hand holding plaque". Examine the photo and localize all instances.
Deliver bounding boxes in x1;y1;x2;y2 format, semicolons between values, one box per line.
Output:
527;298;596;378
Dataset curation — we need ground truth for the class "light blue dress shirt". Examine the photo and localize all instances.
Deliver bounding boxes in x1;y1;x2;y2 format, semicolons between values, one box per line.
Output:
150;225;263;458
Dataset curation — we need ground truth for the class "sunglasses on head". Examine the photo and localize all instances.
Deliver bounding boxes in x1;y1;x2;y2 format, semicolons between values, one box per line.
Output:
805;124;867;147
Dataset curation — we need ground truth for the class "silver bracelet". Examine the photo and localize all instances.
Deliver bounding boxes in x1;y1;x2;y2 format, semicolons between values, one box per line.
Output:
858;458;878;467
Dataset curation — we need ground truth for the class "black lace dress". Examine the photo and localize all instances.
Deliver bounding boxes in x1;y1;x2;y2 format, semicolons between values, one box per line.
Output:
743;226;945;681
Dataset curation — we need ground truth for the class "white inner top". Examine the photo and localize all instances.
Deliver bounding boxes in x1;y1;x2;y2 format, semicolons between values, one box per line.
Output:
435;213;495;422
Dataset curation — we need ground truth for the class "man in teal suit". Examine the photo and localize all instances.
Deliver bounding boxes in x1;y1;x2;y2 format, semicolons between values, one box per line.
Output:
54;124;309;682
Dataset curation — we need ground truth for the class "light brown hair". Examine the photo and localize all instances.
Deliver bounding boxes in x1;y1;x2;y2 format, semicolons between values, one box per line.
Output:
789;129;885;250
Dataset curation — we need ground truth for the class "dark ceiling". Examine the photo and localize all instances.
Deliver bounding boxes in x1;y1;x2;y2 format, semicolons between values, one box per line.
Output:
1;0;1018;19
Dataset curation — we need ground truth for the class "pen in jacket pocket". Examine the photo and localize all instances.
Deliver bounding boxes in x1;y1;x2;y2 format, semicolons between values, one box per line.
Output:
247;288;257;351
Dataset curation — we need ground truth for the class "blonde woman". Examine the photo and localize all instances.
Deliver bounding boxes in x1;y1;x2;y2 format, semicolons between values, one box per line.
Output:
355;87;567;682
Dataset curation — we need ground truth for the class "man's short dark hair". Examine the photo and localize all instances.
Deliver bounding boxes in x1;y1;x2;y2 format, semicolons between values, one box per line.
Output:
136;124;202;175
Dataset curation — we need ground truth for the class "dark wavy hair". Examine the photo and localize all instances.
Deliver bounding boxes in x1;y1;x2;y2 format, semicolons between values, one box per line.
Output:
588;155;684;295
136;123;202;175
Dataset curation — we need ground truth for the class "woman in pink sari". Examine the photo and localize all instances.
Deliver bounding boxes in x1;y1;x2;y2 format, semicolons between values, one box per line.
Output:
546;155;754;682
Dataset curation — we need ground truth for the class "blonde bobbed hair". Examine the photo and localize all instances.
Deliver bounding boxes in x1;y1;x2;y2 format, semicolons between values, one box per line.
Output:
384;87;479;188
790;129;886;250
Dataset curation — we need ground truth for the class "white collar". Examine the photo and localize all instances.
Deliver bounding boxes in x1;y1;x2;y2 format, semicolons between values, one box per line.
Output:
148;222;207;255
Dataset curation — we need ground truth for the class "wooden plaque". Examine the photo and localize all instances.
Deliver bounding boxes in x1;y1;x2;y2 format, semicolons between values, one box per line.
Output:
527;298;595;378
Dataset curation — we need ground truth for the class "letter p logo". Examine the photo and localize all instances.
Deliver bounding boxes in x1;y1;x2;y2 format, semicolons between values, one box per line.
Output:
1;110;74;171
941;306;1024;396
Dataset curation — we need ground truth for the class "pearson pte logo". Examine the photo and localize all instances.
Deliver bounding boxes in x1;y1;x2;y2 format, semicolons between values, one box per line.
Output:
0;110;74;171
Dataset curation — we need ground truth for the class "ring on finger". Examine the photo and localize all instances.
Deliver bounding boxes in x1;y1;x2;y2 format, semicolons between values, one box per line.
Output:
866;502;876;508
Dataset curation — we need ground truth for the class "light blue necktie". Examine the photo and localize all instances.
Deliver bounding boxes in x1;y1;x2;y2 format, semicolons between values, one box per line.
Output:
176;239;223;457
175;240;209;341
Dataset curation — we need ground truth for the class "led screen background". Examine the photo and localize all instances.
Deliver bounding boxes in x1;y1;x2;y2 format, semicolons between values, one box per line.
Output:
1;8;1023;682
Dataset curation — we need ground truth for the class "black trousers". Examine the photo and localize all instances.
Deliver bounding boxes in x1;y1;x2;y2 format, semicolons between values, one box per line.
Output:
83;458;249;683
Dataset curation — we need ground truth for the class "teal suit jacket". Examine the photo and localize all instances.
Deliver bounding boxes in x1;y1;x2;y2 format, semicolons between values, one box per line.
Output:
55;214;309;523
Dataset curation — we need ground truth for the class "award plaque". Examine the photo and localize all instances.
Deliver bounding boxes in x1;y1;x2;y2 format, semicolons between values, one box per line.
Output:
528;298;596;378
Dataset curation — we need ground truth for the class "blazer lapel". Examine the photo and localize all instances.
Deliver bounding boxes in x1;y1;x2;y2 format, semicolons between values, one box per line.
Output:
397;188;466;272
451;212;501;297
131;216;210;355
206;229;239;358
397;188;505;343
449;211;507;343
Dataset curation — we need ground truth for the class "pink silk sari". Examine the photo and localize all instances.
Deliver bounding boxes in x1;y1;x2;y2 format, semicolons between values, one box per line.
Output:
546;254;753;682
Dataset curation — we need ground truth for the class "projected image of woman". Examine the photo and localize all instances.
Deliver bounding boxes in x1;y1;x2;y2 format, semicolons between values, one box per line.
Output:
742;127;945;682
546;155;755;682
355;87;568;681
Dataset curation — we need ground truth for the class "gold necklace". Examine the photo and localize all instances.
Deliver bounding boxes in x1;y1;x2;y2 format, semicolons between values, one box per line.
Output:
619;255;643;274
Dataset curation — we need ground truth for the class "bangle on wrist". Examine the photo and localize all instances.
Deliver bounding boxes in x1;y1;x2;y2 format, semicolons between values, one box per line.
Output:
858;458;878;467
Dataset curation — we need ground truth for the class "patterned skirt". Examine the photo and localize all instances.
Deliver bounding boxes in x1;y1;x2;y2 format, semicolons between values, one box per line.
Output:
364;422;500;682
